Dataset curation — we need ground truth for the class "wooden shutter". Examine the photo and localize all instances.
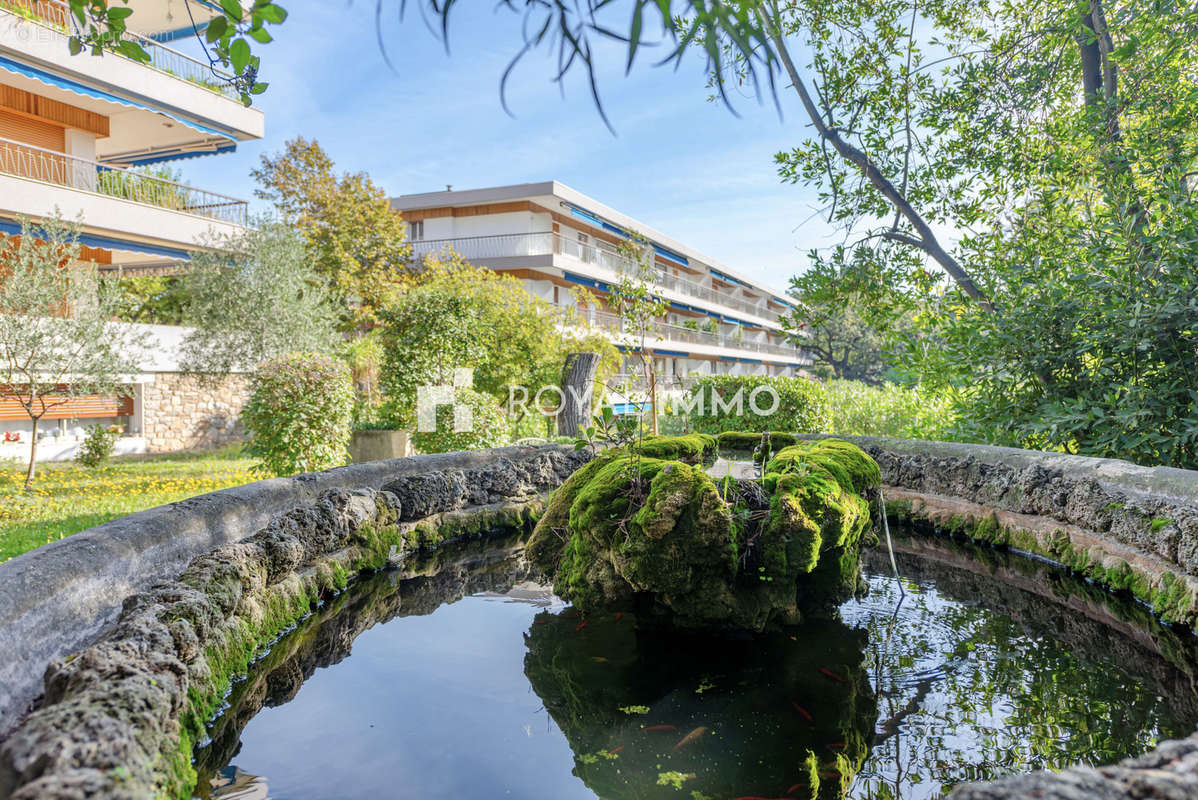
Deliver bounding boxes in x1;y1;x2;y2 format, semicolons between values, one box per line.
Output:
0;110;65;152
0;386;133;421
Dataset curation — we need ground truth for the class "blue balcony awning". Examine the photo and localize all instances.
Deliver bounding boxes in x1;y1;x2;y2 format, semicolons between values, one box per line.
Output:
0;218;191;260
0;56;236;149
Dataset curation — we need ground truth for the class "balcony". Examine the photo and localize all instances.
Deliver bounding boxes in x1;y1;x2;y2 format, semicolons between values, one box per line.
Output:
0;136;248;226
561;303;806;362
410;232;785;325
1;0;241;100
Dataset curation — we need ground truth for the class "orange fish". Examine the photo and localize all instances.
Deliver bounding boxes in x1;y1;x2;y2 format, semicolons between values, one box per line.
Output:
575;620;589;631
608;745;624;754
791;701;813;722
673;726;708;750
819;667;846;683
643;724;678;732
819;771;840;779
786;783;806;795
828;742;847;750
614;612;624;622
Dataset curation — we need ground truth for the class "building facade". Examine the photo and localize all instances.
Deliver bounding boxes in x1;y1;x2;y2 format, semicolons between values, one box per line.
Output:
391;182;809;384
0;0;260;458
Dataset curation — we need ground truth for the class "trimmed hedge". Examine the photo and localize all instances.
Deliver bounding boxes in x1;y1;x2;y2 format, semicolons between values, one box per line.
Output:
686;375;830;436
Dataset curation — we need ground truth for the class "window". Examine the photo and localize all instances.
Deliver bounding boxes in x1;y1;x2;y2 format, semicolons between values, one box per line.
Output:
409;220;424;241
578;233;589;244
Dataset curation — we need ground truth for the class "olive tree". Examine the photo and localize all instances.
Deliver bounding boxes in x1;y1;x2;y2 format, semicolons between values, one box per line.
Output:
0;216;145;489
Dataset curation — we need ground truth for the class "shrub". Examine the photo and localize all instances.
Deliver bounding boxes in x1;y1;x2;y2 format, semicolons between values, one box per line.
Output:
684;375;830;435
410;387;513;454
242;353;354;476
821;379;957;440
75;424;120;468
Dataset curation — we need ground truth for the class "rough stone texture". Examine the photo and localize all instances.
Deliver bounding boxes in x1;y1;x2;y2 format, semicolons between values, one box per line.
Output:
0;444;586;737
0;446;588;799
141;372;249;454
798;435;1198;800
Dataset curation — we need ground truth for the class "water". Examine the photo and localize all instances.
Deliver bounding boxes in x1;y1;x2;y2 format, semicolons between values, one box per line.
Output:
193;530;1198;800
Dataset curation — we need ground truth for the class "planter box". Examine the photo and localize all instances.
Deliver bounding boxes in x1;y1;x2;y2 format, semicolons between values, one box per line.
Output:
349;429;413;463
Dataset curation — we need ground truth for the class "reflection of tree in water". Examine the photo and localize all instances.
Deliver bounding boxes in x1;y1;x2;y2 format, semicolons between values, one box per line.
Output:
523;609;878;800
853;534;1198;799
193;536;535;799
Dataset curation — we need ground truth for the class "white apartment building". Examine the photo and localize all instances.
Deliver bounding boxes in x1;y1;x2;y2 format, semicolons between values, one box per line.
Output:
391;182;810;382
0;0;261;457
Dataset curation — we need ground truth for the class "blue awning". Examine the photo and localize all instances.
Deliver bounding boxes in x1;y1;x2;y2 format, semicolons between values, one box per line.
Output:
0;218;191;260
121;142;238;167
0;56;236;145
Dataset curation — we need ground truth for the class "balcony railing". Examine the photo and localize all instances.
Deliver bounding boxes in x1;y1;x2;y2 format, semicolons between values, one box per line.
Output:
561;303;806;361
411;231;785;324
0;136;248;226
1;0;241;100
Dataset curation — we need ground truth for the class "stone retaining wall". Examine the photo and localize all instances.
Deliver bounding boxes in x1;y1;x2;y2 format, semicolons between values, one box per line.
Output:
0;444;588;799
141;373;249;453
0;445;582;737
800;435;1198;800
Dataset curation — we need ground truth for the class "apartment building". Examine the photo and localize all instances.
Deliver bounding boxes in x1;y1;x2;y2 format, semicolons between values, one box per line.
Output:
391;182;809;383
0;0;261;458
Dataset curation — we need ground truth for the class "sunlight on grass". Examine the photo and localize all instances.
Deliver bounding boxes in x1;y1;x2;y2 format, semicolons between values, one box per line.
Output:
0;445;258;563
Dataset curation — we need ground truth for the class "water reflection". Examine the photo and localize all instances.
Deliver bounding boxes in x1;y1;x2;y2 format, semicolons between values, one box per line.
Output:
196;528;1198;800
522;609;876;799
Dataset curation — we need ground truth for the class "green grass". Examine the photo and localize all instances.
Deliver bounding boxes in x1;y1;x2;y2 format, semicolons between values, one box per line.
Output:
0;445;258;563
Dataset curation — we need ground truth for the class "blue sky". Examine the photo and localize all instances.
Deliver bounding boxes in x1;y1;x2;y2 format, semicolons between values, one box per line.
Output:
172;4;837;291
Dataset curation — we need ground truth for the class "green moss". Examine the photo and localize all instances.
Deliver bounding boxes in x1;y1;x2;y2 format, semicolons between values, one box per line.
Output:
632;433;718;463
1150;517;1173;533
714;431;799;452
766;439;881;495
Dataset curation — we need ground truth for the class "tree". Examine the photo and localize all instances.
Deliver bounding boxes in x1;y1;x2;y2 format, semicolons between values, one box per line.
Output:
610;236;669;435
0;216;145;489
377;249;619;432
251;137;413;330
65;0;286;105
179;222;340;376
113;275;188;325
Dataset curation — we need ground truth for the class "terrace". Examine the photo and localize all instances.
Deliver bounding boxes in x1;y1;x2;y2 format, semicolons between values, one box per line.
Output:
0;135;248;226
411;231;786;324
0;0;241;100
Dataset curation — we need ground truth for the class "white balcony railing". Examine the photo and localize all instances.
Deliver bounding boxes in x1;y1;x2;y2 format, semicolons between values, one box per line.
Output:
1;0;240;100
0;136;248;226
411;231;785;324
561;303;806;361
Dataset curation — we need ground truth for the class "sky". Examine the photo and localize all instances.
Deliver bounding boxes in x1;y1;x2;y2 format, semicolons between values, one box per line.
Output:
170;3;839;293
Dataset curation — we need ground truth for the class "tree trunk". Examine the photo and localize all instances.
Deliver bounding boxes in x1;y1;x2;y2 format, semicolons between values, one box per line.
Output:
558;352;601;437
647;368;659;435
24;417;38;492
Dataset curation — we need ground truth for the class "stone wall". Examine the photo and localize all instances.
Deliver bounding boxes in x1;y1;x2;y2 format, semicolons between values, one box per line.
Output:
141;372;248;453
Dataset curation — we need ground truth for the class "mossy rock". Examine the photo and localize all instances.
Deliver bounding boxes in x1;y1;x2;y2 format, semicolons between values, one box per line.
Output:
631;433;718;464
715;431;799;452
531;439;880;631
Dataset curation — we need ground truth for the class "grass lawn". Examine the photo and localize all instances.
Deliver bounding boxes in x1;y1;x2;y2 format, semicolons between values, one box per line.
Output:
0;445;259;563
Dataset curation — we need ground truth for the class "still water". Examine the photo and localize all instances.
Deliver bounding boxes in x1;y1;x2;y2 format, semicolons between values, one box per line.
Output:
194;531;1198;800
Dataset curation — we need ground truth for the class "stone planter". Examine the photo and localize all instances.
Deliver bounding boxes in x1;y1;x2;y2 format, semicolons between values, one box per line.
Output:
349;429;413;463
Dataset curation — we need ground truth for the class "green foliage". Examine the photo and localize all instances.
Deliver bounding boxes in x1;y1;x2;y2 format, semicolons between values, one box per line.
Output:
242;353;354;477
66;0;286;105
686;375;831;436
821;379;958;441
179;222;340;375
631;433;717;464
252;138;413;329
378;254;619;429
409;387;513;454
0;215;145;488
113;275;188;325
74;424;120;469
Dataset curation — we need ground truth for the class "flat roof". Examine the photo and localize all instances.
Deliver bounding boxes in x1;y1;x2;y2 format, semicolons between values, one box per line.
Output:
391;181;793;303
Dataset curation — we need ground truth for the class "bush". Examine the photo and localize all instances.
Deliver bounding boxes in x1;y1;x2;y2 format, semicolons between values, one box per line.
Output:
75;424;120;468
821;379;957;440
684;375;830;435
242;353;355;476
411;387;513;454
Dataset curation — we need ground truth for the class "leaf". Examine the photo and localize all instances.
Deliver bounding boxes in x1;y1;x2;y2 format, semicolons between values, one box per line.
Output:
116;39;150;62
229;37;251;74
68;36;83;55
248;26;272;43
250;81;268;94
220;0;243;22
206;15;228;42
107;6;133;20
258;3;287;23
